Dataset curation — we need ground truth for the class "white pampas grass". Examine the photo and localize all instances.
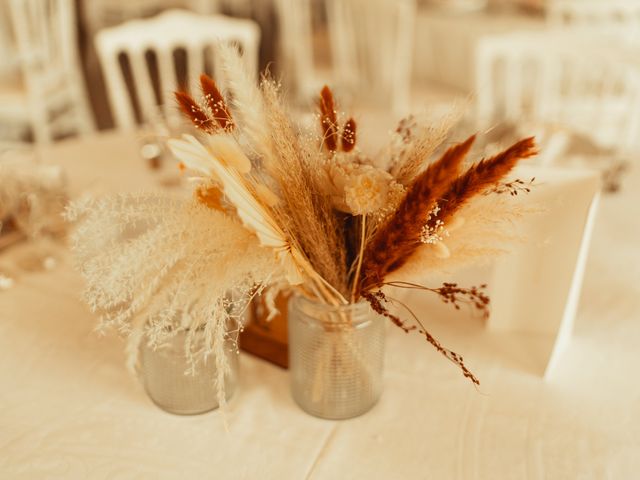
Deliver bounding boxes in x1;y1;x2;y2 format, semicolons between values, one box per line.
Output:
217;43;273;163
168;134;304;285
389;193;538;283
66;192;282;407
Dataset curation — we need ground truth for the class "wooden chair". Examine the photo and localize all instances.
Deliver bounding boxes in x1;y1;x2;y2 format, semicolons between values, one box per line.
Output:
94;9;260;130
1;0;94;145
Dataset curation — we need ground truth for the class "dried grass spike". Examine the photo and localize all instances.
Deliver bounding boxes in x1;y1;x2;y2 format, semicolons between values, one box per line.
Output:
341;117;357;152
200;74;234;131
432;137;537;227
175;91;216;133
358;135;476;293
318;85;338;152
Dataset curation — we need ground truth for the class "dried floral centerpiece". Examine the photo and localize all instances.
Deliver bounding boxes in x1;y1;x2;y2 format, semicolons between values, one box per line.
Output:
0;159;67;289
0;159;67;249
68;46;536;415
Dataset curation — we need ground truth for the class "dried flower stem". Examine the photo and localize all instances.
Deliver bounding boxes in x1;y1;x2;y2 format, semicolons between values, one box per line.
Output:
488;177;536;196
362;289;480;386
350;215;367;302
384;281;490;319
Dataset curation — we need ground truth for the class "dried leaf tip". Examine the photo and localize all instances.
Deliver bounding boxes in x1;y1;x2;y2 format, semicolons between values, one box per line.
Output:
318;85;338;152
200;74;234;132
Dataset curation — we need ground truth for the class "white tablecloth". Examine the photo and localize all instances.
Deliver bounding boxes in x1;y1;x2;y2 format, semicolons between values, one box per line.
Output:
1;131;639;479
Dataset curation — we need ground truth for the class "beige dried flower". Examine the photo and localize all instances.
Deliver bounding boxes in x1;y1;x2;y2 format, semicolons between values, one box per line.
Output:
344;167;394;215
319;153;401;216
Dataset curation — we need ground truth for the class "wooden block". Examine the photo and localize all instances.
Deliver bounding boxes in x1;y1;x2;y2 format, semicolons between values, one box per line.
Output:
239;292;290;369
0;218;25;251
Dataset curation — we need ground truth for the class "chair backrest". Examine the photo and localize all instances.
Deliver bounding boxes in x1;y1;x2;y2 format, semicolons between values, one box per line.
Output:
95;9;260;130
325;0;416;114
275;0;415;111
84;0;184;34
474;30;640;153
8;0;78;88
548;0;640;27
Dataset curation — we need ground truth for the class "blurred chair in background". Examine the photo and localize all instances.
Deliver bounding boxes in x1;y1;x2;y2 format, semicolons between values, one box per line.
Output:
0;1;22;148
84;0;186;34
276;0;416;116
94;9;260;131
474;30;640;173
0;0;94;146
0;2;19;79
188;0;222;14
547;0;640;28
274;0;319;104
326;0;416;115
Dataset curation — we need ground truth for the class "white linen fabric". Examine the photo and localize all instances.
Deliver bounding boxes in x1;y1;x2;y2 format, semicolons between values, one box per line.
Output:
0;131;638;478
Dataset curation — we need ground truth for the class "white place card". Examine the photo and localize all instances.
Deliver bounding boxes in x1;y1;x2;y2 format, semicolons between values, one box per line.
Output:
401;164;600;378
484;165;601;378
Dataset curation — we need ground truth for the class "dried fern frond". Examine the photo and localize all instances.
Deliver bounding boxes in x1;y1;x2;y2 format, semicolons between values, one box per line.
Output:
358;135;476;294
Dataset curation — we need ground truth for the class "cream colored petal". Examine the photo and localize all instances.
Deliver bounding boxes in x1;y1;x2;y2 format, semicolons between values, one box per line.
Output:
255;183;280;207
207;135;252;174
167;135;219;181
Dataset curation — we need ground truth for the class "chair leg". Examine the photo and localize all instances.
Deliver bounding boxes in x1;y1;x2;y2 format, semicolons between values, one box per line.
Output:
31;112;53;145
74;98;95;135
70;72;96;135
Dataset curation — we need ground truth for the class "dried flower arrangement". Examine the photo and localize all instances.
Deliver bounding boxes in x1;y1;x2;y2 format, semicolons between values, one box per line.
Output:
67;46;537;405
0;160;67;249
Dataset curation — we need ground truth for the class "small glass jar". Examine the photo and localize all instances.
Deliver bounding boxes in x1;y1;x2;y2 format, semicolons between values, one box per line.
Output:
288;295;385;420
140;329;238;415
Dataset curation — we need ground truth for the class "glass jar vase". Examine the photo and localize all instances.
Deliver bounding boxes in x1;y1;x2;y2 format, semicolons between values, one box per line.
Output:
140;329;238;415
288;296;385;420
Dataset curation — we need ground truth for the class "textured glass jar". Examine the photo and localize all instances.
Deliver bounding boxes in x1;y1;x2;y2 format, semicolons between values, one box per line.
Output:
140;330;238;415
288;296;385;420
